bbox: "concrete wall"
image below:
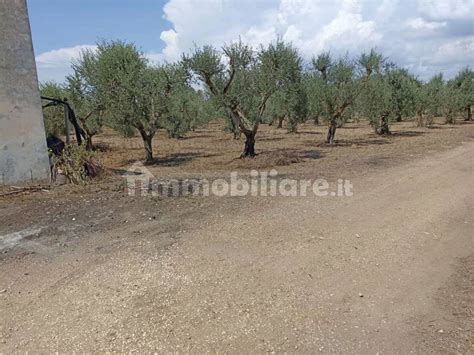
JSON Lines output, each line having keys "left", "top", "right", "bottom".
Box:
{"left": 0, "top": 0, "right": 50, "bottom": 184}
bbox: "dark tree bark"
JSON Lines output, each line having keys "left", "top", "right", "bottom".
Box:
{"left": 85, "top": 135, "right": 93, "bottom": 151}
{"left": 314, "top": 116, "right": 319, "bottom": 125}
{"left": 325, "top": 102, "right": 351, "bottom": 145}
{"left": 277, "top": 116, "right": 284, "bottom": 129}
{"left": 326, "top": 118, "right": 337, "bottom": 144}
{"left": 229, "top": 115, "right": 241, "bottom": 139}
{"left": 377, "top": 115, "right": 391, "bottom": 135}
{"left": 241, "top": 130, "right": 256, "bottom": 158}
{"left": 231, "top": 108, "right": 260, "bottom": 158}
{"left": 396, "top": 114, "right": 402, "bottom": 122}
{"left": 138, "top": 128, "right": 155, "bottom": 163}
{"left": 416, "top": 111, "right": 424, "bottom": 127}
{"left": 287, "top": 119, "right": 298, "bottom": 133}
{"left": 465, "top": 106, "right": 472, "bottom": 121}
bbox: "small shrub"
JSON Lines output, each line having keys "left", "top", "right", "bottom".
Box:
{"left": 54, "top": 144, "right": 102, "bottom": 184}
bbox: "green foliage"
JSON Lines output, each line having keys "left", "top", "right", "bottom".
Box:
{"left": 453, "top": 68, "right": 473, "bottom": 120}
{"left": 358, "top": 72, "right": 394, "bottom": 134}
{"left": 357, "top": 62, "right": 418, "bottom": 134}
{"left": 413, "top": 74, "right": 444, "bottom": 127}
{"left": 302, "top": 72, "right": 324, "bottom": 124}
{"left": 425, "top": 74, "right": 445, "bottom": 117}
{"left": 265, "top": 79, "right": 308, "bottom": 132}
{"left": 40, "top": 37, "right": 473, "bottom": 158}
{"left": 162, "top": 87, "right": 211, "bottom": 138}
{"left": 40, "top": 81, "right": 66, "bottom": 136}
{"left": 186, "top": 39, "right": 303, "bottom": 129}
{"left": 66, "top": 53, "right": 104, "bottom": 149}
{"left": 90, "top": 40, "right": 150, "bottom": 136}
{"left": 386, "top": 68, "right": 417, "bottom": 121}
{"left": 442, "top": 80, "right": 460, "bottom": 124}
{"left": 81, "top": 40, "right": 200, "bottom": 161}
{"left": 309, "top": 52, "right": 358, "bottom": 124}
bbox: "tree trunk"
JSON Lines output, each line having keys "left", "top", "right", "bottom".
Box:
{"left": 85, "top": 135, "right": 93, "bottom": 151}
{"left": 138, "top": 129, "right": 154, "bottom": 163}
{"left": 313, "top": 116, "right": 319, "bottom": 125}
{"left": 416, "top": 111, "right": 424, "bottom": 127}
{"left": 466, "top": 106, "right": 472, "bottom": 121}
{"left": 377, "top": 116, "right": 391, "bottom": 135}
{"left": 445, "top": 113, "right": 455, "bottom": 124}
{"left": 287, "top": 118, "right": 298, "bottom": 133}
{"left": 144, "top": 136, "right": 153, "bottom": 163}
{"left": 396, "top": 114, "right": 402, "bottom": 122}
{"left": 277, "top": 117, "right": 284, "bottom": 129}
{"left": 229, "top": 117, "right": 241, "bottom": 139}
{"left": 326, "top": 118, "right": 337, "bottom": 144}
{"left": 241, "top": 130, "right": 256, "bottom": 158}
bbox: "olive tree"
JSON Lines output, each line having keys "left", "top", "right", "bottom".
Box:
{"left": 303, "top": 71, "right": 325, "bottom": 125}
{"left": 413, "top": 74, "right": 444, "bottom": 127}
{"left": 40, "top": 81, "right": 66, "bottom": 137}
{"left": 386, "top": 68, "right": 417, "bottom": 122}
{"left": 264, "top": 90, "right": 287, "bottom": 128}
{"left": 265, "top": 83, "right": 307, "bottom": 133}
{"left": 162, "top": 85, "right": 212, "bottom": 138}
{"left": 185, "top": 40, "right": 303, "bottom": 157}
{"left": 309, "top": 50, "right": 380, "bottom": 144}
{"left": 67, "top": 51, "right": 104, "bottom": 150}
{"left": 357, "top": 71, "right": 394, "bottom": 134}
{"left": 453, "top": 68, "right": 473, "bottom": 121}
{"left": 441, "top": 79, "right": 460, "bottom": 124}
{"left": 358, "top": 62, "right": 418, "bottom": 135}
{"left": 89, "top": 40, "right": 196, "bottom": 162}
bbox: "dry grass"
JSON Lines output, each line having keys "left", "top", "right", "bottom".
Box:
{"left": 93, "top": 118, "right": 474, "bottom": 180}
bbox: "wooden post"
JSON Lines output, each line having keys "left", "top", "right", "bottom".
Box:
{"left": 63, "top": 98, "right": 70, "bottom": 144}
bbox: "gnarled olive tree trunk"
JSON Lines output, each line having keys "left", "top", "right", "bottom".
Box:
{"left": 241, "top": 130, "right": 256, "bottom": 158}
{"left": 277, "top": 116, "right": 284, "bottom": 128}
{"left": 465, "top": 106, "right": 472, "bottom": 121}
{"left": 231, "top": 109, "right": 259, "bottom": 158}
{"left": 137, "top": 127, "right": 155, "bottom": 163}
{"left": 377, "top": 115, "right": 391, "bottom": 135}
{"left": 326, "top": 118, "right": 337, "bottom": 144}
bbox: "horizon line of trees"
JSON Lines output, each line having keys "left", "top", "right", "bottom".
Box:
{"left": 40, "top": 39, "right": 474, "bottom": 162}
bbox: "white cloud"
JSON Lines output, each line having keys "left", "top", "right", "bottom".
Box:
{"left": 417, "top": 0, "right": 474, "bottom": 20}
{"left": 405, "top": 17, "right": 447, "bottom": 31}
{"left": 35, "top": 45, "right": 96, "bottom": 82}
{"left": 35, "top": 44, "right": 97, "bottom": 68}
{"left": 35, "top": 45, "right": 167, "bottom": 82}
{"left": 35, "top": 0, "right": 473, "bottom": 82}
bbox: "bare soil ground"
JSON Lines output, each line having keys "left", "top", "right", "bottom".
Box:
{"left": 0, "top": 119, "right": 473, "bottom": 353}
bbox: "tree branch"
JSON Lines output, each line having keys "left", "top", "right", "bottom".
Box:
{"left": 223, "top": 57, "right": 236, "bottom": 95}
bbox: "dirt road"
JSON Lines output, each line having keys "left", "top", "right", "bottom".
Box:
{"left": 1, "top": 141, "right": 473, "bottom": 353}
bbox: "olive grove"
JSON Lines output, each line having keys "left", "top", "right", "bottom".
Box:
{"left": 40, "top": 38, "right": 473, "bottom": 161}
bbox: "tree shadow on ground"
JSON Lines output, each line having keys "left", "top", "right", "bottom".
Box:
{"left": 226, "top": 148, "right": 324, "bottom": 168}
{"left": 457, "top": 120, "right": 474, "bottom": 126}
{"left": 116, "top": 152, "right": 219, "bottom": 168}
{"left": 259, "top": 137, "right": 285, "bottom": 142}
{"left": 316, "top": 137, "right": 391, "bottom": 147}
{"left": 92, "top": 142, "right": 112, "bottom": 152}
{"left": 295, "top": 130, "right": 323, "bottom": 135}
{"left": 426, "top": 125, "right": 457, "bottom": 130}
{"left": 179, "top": 134, "right": 215, "bottom": 140}
{"left": 302, "top": 150, "right": 322, "bottom": 160}
{"left": 148, "top": 152, "right": 218, "bottom": 167}
{"left": 391, "top": 130, "right": 427, "bottom": 137}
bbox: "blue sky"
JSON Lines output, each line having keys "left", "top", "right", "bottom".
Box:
{"left": 28, "top": 0, "right": 474, "bottom": 83}
{"left": 28, "top": 0, "right": 169, "bottom": 55}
